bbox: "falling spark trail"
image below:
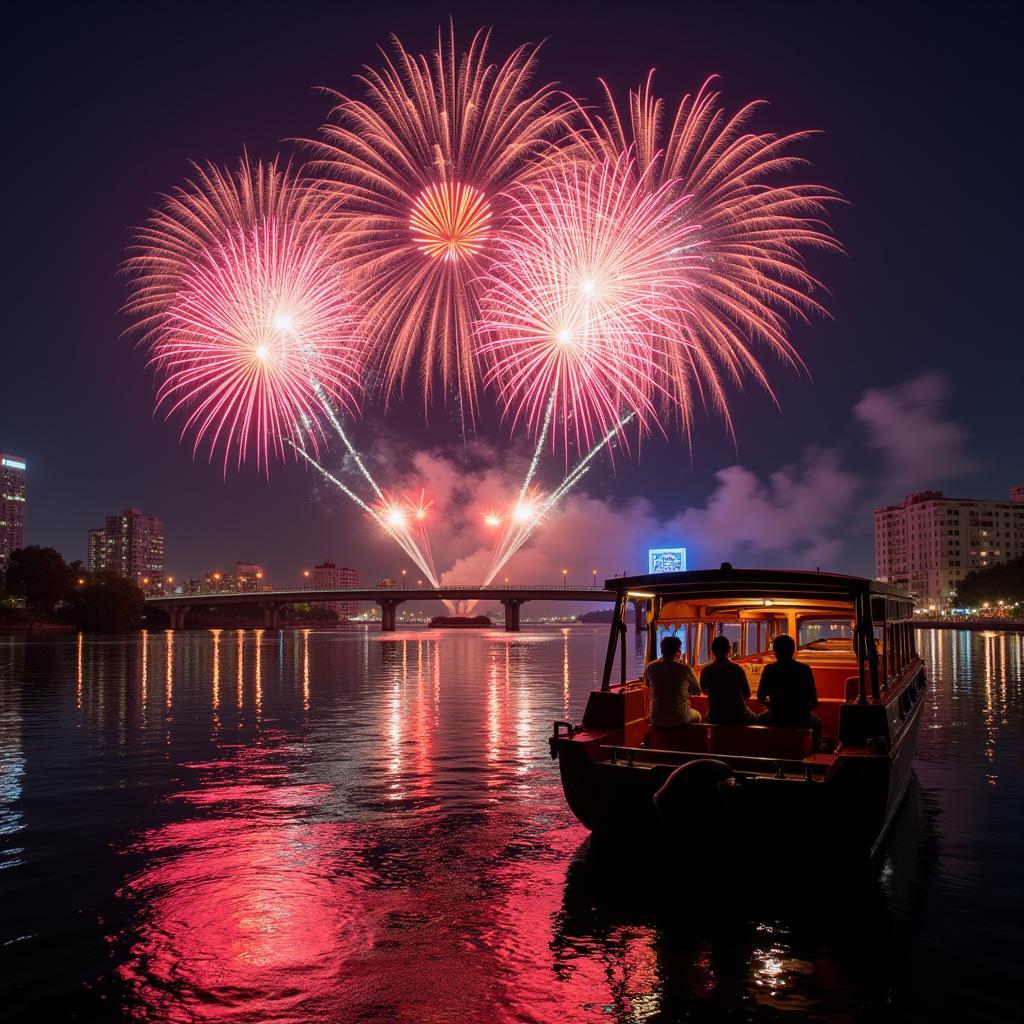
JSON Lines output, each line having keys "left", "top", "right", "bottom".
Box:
{"left": 480, "top": 411, "right": 637, "bottom": 591}
{"left": 287, "top": 440, "right": 378, "bottom": 519}
{"left": 516, "top": 389, "right": 557, "bottom": 506}
{"left": 289, "top": 440, "right": 443, "bottom": 595}
{"left": 311, "top": 378, "right": 385, "bottom": 501}
{"left": 545, "top": 412, "right": 636, "bottom": 509}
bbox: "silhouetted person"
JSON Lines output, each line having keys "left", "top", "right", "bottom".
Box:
{"left": 756, "top": 634, "right": 820, "bottom": 747}
{"left": 700, "top": 635, "right": 756, "bottom": 725}
{"left": 645, "top": 635, "right": 701, "bottom": 726}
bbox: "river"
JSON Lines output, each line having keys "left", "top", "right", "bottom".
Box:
{"left": 1, "top": 626, "right": 1020, "bottom": 1022}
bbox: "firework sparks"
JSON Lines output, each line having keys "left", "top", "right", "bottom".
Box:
{"left": 573, "top": 72, "right": 841, "bottom": 426}
{"left": 125, "top": 158, "right": 363, "bottom": 473}
{"left": 310, "top": 25, "right": 573, "bottom": 417}
{"left": 477, "top": 153, "right": 696, "bottom": 456}
{"left": 478, "top": 412, "right": 635, "bottom": 589}
{"left": 409, "top": 182, "right": 492, "bottom": 261}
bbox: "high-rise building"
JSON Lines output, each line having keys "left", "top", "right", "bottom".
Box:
{"left": 87, "top": 508, "right": 165, "bottom": 590}
{"left": 874, "top": 487, "right": 1024, "bottom": 606}
{"left": 0, "top": 454, "right": 27, "bottom": 574}
{"left": 231, "top": 561, "right": 267, "bottom": 591}
{"left": 181, "top": 563, "right": 267, "bottom": 595}
{"left": 310, "top": 560, "right": 360, "bottom": 617}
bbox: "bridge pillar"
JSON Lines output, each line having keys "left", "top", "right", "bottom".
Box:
{"left": 502, "top": 598, "right": 524, "bottom": 632}
{"left": 261, "top": 602, "right": 282, "bottom": 629}
{"left": 378, "top": 599, "right": 403, "bottom": 632}
{"left": 168, "top": 606, "right": 190, "bottom": 630}
{"left": 632, "top": 599, "right": 649, "bottom": 633}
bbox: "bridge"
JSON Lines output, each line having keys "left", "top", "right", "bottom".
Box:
{"left": 145, "top": 585, "right": 621, "bottom": 632}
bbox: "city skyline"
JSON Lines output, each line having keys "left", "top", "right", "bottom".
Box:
{"left": 5, "top": 1, "right": 1021, "bottom": 588}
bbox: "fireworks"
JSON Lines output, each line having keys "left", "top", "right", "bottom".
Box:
{"left": 477, "top": 154, "right": 695, "bottom": 455}
{"left": 573, "top": 73, "right": 841, "bottom": 424}
{"left": 126, "top": 158, "right": 363, "bottom": 472}
{"left": 125, "top": 31, "right": 840, "bottom": 587}
{"left": 309, "top": 25, "right": 573, "bottom": 417}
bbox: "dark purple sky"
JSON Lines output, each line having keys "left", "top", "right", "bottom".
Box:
{"left": 6, "top": 1, "right": 1021, "bottom": 588}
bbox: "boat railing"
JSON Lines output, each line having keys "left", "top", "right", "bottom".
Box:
{"left": 600, "top": 743, "right": 828, "bottom": 780}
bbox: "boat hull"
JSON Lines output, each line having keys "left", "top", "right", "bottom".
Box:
{"left": 555, "top": 670, "right": 926, "bottom": 857}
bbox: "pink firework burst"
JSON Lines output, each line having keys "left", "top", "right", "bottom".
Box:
{"left": 573, "top": 73, "right": 841, "bottom": 426}
{"left": 309, "top": 25, "right": 573, "bottom": 419}
{"left": 477, "top": 154, "right": 696, "bottom": 455}
{"left": 125, "top": 158, "right": 363, "bottom": 473}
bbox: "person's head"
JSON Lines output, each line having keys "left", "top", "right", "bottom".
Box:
{"left": 772, "top": 634, "right": 796, "bottom": 661}
{"left": 711, "top": 635, "right": 731, "bottom": 660}
{"left": 660, "top": 635, "right": 683, "bottom": 661}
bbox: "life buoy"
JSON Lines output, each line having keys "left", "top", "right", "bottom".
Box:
{"left": 653, "top": 758, "right": 735, "bottom": 829}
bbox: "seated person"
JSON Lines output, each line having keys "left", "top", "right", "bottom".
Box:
{"left": 700, "top": 635, "right": 756, "bottom": 725}
{"left": 645, "top": 635, "right": 701, "bottom": 727}
{"left": 756, "top": 634, "right": 821, "bottom": 747}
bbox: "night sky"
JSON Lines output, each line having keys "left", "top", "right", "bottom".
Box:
{"left": 6, "top": 1, "right": 1021, "bottom": 589}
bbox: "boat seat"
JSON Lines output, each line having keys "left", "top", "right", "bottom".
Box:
{"left": 707, "top": 724, "right": 813, "bottom": 760}
{"left": 646, "top": 724, "right": 709, "bottom": 753}
{"left": 814, "top": 698, "right": 842, "bottom": 744}
{"left": 795, "top": 664, "right": 857, "bottom": 700}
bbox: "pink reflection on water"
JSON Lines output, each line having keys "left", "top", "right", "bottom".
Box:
{"left": 116, "top": 738, "right": 378, "bottom": 1023}
{"left": 480, "top": 818, "right": 665, "bottom": 1022}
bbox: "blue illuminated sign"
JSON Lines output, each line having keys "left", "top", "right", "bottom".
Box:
{"left": 648, "top": 547, "right": 687, "bottom": 574}
{"left": 2, "top": 458, "right": 26, "bottom": 470}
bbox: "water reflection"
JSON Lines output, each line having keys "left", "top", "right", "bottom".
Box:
{"left": 117, "top": 734, "right": 375, "bottom": 1022}
{"left": 537, "top": 779, "right": 938, "bottom": 1022}
{"left": 0, "top": 627, "right": 1020, "bottom": 1022}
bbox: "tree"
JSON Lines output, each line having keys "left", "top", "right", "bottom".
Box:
{"left": 4, "top": 546, "right": 68, "bottom": 612}
{"left": 955, "top": 556, "right": 1024, "bottom": 609}
{"left": 66, "top": 560, "right": 88, "bottom": 589}
{"left": 64, "top": 573, "right": 145, "bottom": 631}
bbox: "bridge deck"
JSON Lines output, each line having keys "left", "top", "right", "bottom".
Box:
{"left": 145, "top": 586, "right": 621, "bottom": 633}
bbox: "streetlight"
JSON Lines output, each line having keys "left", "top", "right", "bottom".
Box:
{"left": 504, "top": 575, "right": 509, "bottom": 585}
{"left": 417, "top": 578, "right": 423, "bottom": 588}
{"left": 303, "top": 569, "right": 310, "bottom": 587}
{"left": 592, "top": 569, "right": 597, "bottom": 588}
{"left": 401, "top": 568, "right": 408, "bottom": 588}
{"left": 562, "top": 568, "right": 568, "bottom": 589}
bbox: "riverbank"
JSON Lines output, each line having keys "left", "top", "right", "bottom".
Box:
{"left": 915, "top": 618, "right": 1024, "bottom": 631}
{"left": 0, "top": 609, "right": 74, "bottom": 632}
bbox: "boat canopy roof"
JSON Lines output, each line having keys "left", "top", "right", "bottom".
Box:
{"left": 606, "top": 567, "right": 913, "bottom": 612}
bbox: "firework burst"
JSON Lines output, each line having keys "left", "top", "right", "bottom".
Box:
{"left": 309, "top": 25, "right": 573, "bottom": 418}
{"left": 126, "top": 158, "right": 363, "bottom": 472}
{"left": 477, "top": 154, "right": 696, "bottom": 455}
{"left": 573, "top": 73, "right": 841, "bottom": 426}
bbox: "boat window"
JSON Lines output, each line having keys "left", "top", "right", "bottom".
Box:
{"left": 799, "top": 617, "right": 855, "bottom": 647}
{"left": 718, "top": 622, "right": 743, "bottom": 658}
{"left": 654, "top": 622, "right": 686, "bottom": 661}
{"left": 744, "top": 622, "right": 760, "bottom": 656}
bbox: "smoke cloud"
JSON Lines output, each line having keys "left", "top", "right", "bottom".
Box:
{"left": 318, "top": 373, "right": 978, "bottom": 596}
{"left": 853, "top": 372, "right": 980, "bottom": 491}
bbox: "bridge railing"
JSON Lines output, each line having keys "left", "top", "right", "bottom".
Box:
{"left": 147, "top": 584, "right": 611, "bottom": 600}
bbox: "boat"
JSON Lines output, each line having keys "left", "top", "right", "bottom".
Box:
{"left": 549, "top": 567, "right": 926, "bottom": 856}
{"left": 428, "top": 614, "right": 492, "bottom": 628}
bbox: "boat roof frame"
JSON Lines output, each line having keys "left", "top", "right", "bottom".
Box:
{"left": 605, "top": 568, "right": 912, "bottom": 605}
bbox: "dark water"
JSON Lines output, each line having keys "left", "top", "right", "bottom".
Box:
{"left": 1, "top": 626, "right": 1020, "bottom": 1023}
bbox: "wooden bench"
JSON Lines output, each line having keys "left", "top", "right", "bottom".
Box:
{"left": 707, "top": 724, "right": 813, "bottom": 760}
{"left": 645, "top": 723, "right": 814, "bottom": 760}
